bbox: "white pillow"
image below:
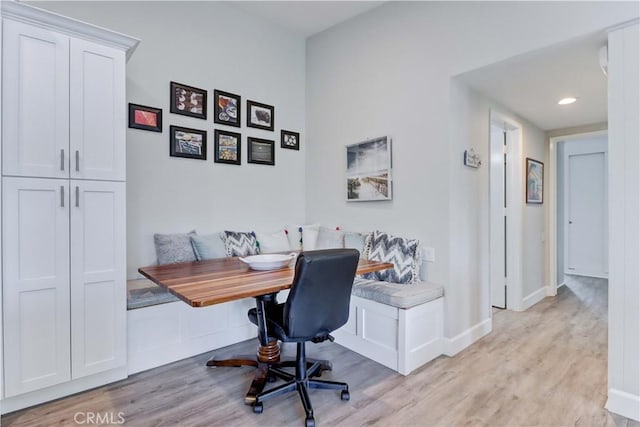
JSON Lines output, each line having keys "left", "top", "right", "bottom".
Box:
{"left": 254, "top": 229, "right": 290, "bottom": 254}
{"left": 301, "top": 224, "right": 320, "bottom": 250}
{"left": 315, "top": 226, "right": 345, "bottom": 250}
{"left": 285, "top": 225, "right": 303, "bottom": 251}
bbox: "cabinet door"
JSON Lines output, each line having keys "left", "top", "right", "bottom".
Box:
{"left": 2, "top": 20, "right": 70, "bottom": 178}
{"left": 70, "top": 39, "right": 126, "bottom": 181}
{"left": 2, "top": 177, "right": 71, "bottom": 397}
{"left": 70, "top": 180, "right": 126, "bottom": 378}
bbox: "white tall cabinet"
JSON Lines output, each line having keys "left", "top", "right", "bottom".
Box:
{"left": 0, "top": 2, "right": 138, "bottom": 412}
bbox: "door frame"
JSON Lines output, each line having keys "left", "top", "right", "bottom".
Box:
{"left": 489, "top": 110, "right": 524, "bottom": 311}
{"left": 547, "top": 130, "right": 608, "bottom": 296}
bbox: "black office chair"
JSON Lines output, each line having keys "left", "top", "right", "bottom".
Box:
{"left": 248, "top": 249, "right": 360, "bottom": 427}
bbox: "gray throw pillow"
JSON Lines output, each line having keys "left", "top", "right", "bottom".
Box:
{"left": 190, "top": 233, "right": 227, "bottom": 260}
{"left": 222, "top": 231, "right": 259, "bottom": 257}
{"left": 362, "top": 231, "right": 420, "bottom": 284}
{"left": 154, "top": 231, "right": 197, "bottom": 265}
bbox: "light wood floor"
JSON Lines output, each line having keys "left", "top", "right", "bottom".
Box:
{"left": 3, "top": 278, "right": 638, "bottom": 427}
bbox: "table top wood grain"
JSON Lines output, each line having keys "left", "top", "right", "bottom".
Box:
{"left": 138, "top": 256, "right": 393, "bottom": 308}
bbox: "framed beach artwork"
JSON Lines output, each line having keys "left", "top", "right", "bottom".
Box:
{"left": 346, "top": 136, "right": 392, "bottom": 202}
{"left": 526, "top": 158, "right": 543, "bottom": 204}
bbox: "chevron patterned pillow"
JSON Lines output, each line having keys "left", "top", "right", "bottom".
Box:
{"left": 362, "top": 231, "right": 420, "bottom": 284}
{"left": 222, "top": 231, "right": 259, "bottom": 257}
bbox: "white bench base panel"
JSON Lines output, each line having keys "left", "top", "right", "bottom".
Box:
{"left": 334, "top": 295, "right": 444, "bottom": 375}
{"left": 128, "top": 298, "right": 256, "bottom": 374}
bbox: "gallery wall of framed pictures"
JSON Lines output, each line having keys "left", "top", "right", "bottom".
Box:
{"left": 128, "top": 81, "right": 301, "bottom": 168}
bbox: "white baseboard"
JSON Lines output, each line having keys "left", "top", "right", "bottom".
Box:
{"left": 522, "top": 287, "right": 547, "bottom": 310}
{"left": 443, "top": 318, "right": 492, "bottom": 357}
{"left": 606, "top": 389, "right": 640, "bottom": 421}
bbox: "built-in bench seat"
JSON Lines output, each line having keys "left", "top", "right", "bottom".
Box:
{"left": 127, "top": 276, "right": 444, "bottom": 376}
{"left": 333, "top": 277, "right": 444, "bottom": 376}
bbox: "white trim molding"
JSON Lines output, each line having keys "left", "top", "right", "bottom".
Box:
{"left": 606, "top": 389, "right": 640, "bottom": 422}
{"left": 522, "top": 287, "right": 547, "bottom": 310}
{"left": 443, "top": 317, "right": 492, "bottom": 357}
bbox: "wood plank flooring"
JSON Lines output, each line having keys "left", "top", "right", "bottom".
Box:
{"left": 3, "top": 277, "right": 638, "bottom": 426}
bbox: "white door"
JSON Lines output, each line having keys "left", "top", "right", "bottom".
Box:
{"left": 490, "top": 124, "right": 507, "bottom": 308}
{"left": 2, "top": 20, "right": 70, "bottom": 178}
{"left": 2, "top": 177, "right": 71, "bottom": 396}
{"left": 565, "top": 143, "right": 608, "bottom": 278}
{"left": 70, "top": 180, "right": 126, "bottom": 378}
{"left": 70, "top": 39, "right": 126, "bottom": 181}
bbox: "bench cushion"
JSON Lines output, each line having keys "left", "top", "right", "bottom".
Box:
{"left": 352, "top": 277, "right": 443, "bottom": 309}
{"left": 128, "top": 286, "right": 179, "bottom": 310}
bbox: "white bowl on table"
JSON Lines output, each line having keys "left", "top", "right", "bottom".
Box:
{"left": 239, "top": 253, "right": 298, "bottom": 271}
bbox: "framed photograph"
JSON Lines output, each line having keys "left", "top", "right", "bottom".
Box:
{"left": 170, "top": 81, "right": 207, "bottom": 119}
{"left": 526, "top": 158, "right": 544, "bottom": 204}
{"left": 248, "top": 137, "right": 275, "bottom": 165}
{"left": 214, "top": 130, "right": 241, "bottom": 165}
{"left": 346, "top": 136, "right": 392, "bottom": 202}
{"left": 170, "top": 125, "right": 207, "bottom": 160}
{"left": 281, "top": 130, "right": 300, "bottom": 150}
{"left": 128, "top": 103, "right": 162, "bottom": 132}
{"left": 214, "top": 89, "right": 241, "bottom": 128}
{"left": 247, "top": 100, "right": 274, "bottom": 131}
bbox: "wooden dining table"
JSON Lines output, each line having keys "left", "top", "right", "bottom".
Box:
{"left": 138, "top": 254, "right": 393, "bottom": 404}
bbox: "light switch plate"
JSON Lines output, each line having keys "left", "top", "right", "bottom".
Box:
{"left": 422, "top": 246, "right": 435, "bottom": 262}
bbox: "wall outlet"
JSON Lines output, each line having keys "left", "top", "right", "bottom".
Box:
{"left": 422, "top": 246, "right": 435, "bottom": 262}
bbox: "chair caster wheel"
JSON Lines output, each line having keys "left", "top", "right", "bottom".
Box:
{"left": 253, "top": 402, "right": 263, "bottom": 414}
{"left": 341, "top": 390, "right": 350, "bottom": 401}
{"left": 305, "top": 416, "right": 315, "bottom": 427}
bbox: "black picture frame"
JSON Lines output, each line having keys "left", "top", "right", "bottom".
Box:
{"left": 170, "top": 81, "right": 207, "bottom": 120}
{"left": 281, "top": 130, "right": 300, "bottom": 150}
{"left": 214, "top": 130, "right": 241, "bottom": 165}
{"left": 247, "top": 100, "right": 274, "bottom": 131}
{"left": 213, "top": 89, "right": 241, "bottom": 128}
{"left": 170, "top": 125, "right": 207, "bottom": 160}
{"left": 526, "top": 158, "right": 544, "bottom": 204}
{"left": 248, "top": 137, "right": 275, "bottom": 165}
{"left": 128, "top": 103, "right": 162, "bottom": 132}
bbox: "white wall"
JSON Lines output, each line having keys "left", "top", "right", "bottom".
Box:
{"left": 306, "top": 1, "right": 637, "bottom": 339}
{"left": 33, "top": 1, "right": 307, "bottom": 278}
{"left": 607, "top": 21, "right": 640, "bottom": 421}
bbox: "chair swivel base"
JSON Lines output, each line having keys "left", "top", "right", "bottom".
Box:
{"left": 252, "top": 362, "right": 350, "bottom": 427}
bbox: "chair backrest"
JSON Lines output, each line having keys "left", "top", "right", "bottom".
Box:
{"left": 284, "top": 249, "right": 360, "bottom": 341}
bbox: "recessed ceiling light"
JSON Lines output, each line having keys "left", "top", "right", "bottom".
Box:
{"left": 558, "top": 97, "right": 577, "bottom": 105}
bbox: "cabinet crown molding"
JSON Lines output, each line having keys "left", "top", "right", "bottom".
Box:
{"left": 1, "top": 1, "right": 139, "bottom": 60}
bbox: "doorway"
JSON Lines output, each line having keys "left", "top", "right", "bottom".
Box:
{"left": 548, "top": 130, "right": 608, "bottom": 293}
{"left": 489, "top": 110, "right": 523, "bottom": 310}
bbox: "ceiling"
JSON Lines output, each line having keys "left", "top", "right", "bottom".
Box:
{"left": 228, "top": 1, "right": 607, "bottom": 132}
{"left": 227, "top": 1, "right": 384, "bottom": 38}
{"left": 457, "top": 32, "right": 609, "bottom": 131}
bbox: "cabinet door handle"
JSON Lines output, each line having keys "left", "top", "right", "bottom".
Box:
{"left": 60, "top": 186, "right": 65, "bottom": 207}
{"left": 75, "top": 186, "right": 79, "bottom": 207}
{"left": 75, "top": 150, "right": 80, "bottom": 172}
{"left": 60, "top": 149, "right": 65, "bottom": 171}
